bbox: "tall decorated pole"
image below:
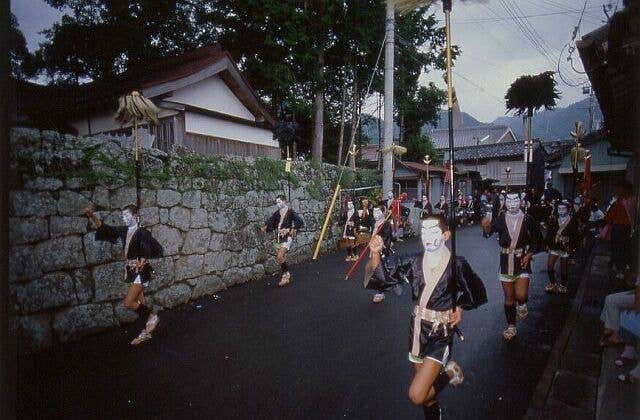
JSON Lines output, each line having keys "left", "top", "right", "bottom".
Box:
{"left": 443, "top": 0, "right": 457, "bottom": 270}
{"left": 382, "top": 0, "right": 396, "bottom": 197}
{"left": 114, "top": 91, "right": 160, "bottom": 212}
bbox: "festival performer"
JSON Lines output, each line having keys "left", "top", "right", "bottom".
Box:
{"left": 482, "top": 191, "right": 543, "bottom": 340}
{"left": 261, "top": 194, "right": 304, "bottom": 287}
{"left": 358, "top": 197, "right": 374, "bottom": 231}
{"left": 364, "top": 215, "right": 487, "bottom": 419}
{"left": 434, "top": 195, "right": 448, "bottom": 217}
{"left": 415, "top": 194, "right": 433, "bottom": 219}
{"left": 390, "top": 192, "right": 409, "bottom": 240}
{"left": 370, "top": 205, "right": 393, "bottom": 303}
{"left": 544, "top": 200, "right": 579, "bottom": 294}
{"left": 339, "top": 198, "right": 361, "bottom": 261}
{"left": 84, "top": 205, "right": 162, "bottom": 346}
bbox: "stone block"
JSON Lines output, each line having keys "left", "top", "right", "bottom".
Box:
{"left": 151, "top": 225, "right": 182, "bottom": 256}
{"left": 146, "top": 257, "right": 175, "bottom": 292}
{"left": 113, "top": 301, "right": 138, "bottom": 323}
{"left": 65, "top": 178, "right": 84, "bottom": 190}
{"left": 15, "top": 272, "right": 77, "bottom": 313}
{"left": 222, "top": 267, "right": 252, "bottom": 286}
{"left": 189, "top": 275, "right": 225, "bottom": 300}
{"left": 250, "top": 264, "right": 266, "bottom": 280}
{"left": 110, "top": 186, "right": 137, "bottom": 209}
{"left": 73, "top": 269, "right": 94, "bottom": 304}
{"left": 93, "top": 261, "right": 128, "bottom": 302}
{"left": 175, "top": 254, "right": 204, "bottom": 281}
{"left": 10, "top": 191, "right": 57, "bottom": 217}
{"left": 159, "top": 208, "right": 169, "bottom": 223}
{"left": 204, "top": 251, "right": 233, "bottom": 274}
{"left": 190, "top": 208, "right": 208, "bottom": 228}
{"left": 182, "top": 228, "right": 211, "bottom": 254}
{"left": 83, "top": 232, "right": 122, "bottom": 265}
{"left": 9, "top": 245, "right": 42, "bottom": 283}
{"left": 35, "top": 236, "right": 85, "bottom": 273}
{"left": 208, "top": 233, "right": 224, "bottom": 251}
{"left": 169, "top": 206, "right": 191, "bottom": 231}
{"left": 57, "top": 190, "right": 92, "bottom": 216}
{"left": 209, "top": 212, "right": 233, "bottom": 233}
{"left": 181, "top": 191, "right": 201, "bottom": 209}
{"left": 9, "top": 217, "right": 48, "bottom": 244}
{"left": 50, "top": 216, "right": 87, "bottom": 238}
{"left": 139, "top": 206, "right": 159, "bottom": 226}
{"left": 53, "top": 303, "right": 118, "bottom": 342}
{"left": 157, "top": 189, "right": 181, "bottom": 207}
{"left": 152, "top": 283, "right": 191, "bottom": 309}
{"left": 14, "top": 314, "right": 53, "bottom": 354}
{"left": 140, "top": 189, "right": 156, "bottom": 208}
{"left": 24, "top": 177, "right": 63, "bottom": 191}
{"left": 92, "top": 186, "right": 110, "bottom": 208}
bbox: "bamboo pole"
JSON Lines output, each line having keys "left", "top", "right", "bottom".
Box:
{"left": 312, "top": 183, "right": 341, "bottom": 259}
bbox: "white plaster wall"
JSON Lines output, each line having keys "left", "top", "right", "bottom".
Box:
{"left": 184, "top": 112, "right": 277, "bottom": 147}
{"left": 72, "top": 108, "right": 178, "bottom": 136}
{"left": 169, "top": 76, "right": 256, "bottom": 121}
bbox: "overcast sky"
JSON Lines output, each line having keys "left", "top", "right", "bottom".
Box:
{"left": 12, "top": 0, "right": 615, "bottom": 123}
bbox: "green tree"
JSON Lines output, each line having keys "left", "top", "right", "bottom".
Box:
{"left": 404, "top": 133, "right": 441, "bottom": 163}
{"left": 505, "top": 71, "right": 560, "bottom": 117}
{"left": 9, "top": 13, "right": 31, "bottom": 79}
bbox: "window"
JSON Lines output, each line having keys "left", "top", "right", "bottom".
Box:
{"left": 149, "top": 118, "right": 175, "bottom": 153}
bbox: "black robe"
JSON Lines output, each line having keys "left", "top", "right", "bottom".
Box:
{"left": 265, "top": 208, "right": 304, "bottom": 242}
{"left": 365, "top": 252, "right": 487, "bottom": 310}
{"left": 414, "top": 200, "right": 433, "bottom": 219}
{"left": 545, "top": 214, "right": 580, "bottom": 253}
{"left": 486, "top": 212, "right": 543, "bottom": 276}
{"left": 95, "top": 224, "right": 155, "bottom": 283}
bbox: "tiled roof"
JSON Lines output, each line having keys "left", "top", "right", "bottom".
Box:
{"left": 428, "top": 125, "right": 517, "bottom": 149}
{"left": 453, "top": 141, "right": 527, "bottom": 161}
{"left": 399, "top": 161, "right": 447, "bottom": 173}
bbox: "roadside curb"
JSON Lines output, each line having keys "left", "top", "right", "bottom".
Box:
{"left": 524, "top": 245, "right": 598, "bottom": 419}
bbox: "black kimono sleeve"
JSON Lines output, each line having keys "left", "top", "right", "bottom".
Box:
{"left": 454, "top": 257, "right": 488, "bottom": 310}
{"left": 290, "top": 211, "right": 304, "bottom": 230}
{"left": 265, "top": 211, "right": 279, "bottom": 233}
{"left": 364, "top": 252, "right": 420, "bottom": 294}
{"left": 525, "top": 215, "right": 544, "bottom": 254}
{"left": 95, "top": 223, "right": 127, "bottom": 244}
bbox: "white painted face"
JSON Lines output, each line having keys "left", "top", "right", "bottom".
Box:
{"left": 557, "top": 204, "right": 569, "bottom": 218}
{"left": 347, "top": 201, "right": 354, "bottom": 210}
{"left": 276, "top": 198, "right": 286, "bottom": 209}
{"left": 421, "top": 219, "right": 444, "bottom": 253}
{"left": 440, "top": 195, "right": 445, "bottom": 202}
{"left": 505, "top": 193, "right": 521, "bottom": 214}
{"left": 422, "top": 195, "right": 427, "bottom": 202}
{"left": 387, "top": 192, "right": 393, "bottom": 200}
{"left": 373, "top": 207, "right": 383, "bottom": 221}
{"left": 122, "top": 210, "right": 136, "bottom": 227}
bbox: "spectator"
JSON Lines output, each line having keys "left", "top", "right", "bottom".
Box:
{"left": 604, "top": 180, "right": 636, "bottom": 279}
{"left": 543, "top": 181, "right": 562, "bottom": 203}
{"left": 616, "top": 275, "right": 640, "bottom": 383}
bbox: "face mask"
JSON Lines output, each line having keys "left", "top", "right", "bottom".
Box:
{"left": 347, "top": 202, "right": 354, "bottom": 210}
{"left": 421, "top": 221, "right": 444, "bottom": 253}
{"left": 505, "top": 195, "right": 521, "bottom": 214}
{"left": 373, "top": 208, "right": 383, "bottom": 221}
{"left": 276, "top": 199, "right": 286, "bottom": 209}
{"left": 440, "top": 196, "right": 445, "bottom": 203}
{"left": 422, "top": 196, "right": 427, "bottom": 202}
{"left": 557, "top": 205, "right": 569, "bottom": 218}
{"left": 122, "top": 211, "right": 136, "bottom": 227}
{"left": 387, "top": 193, "right": 393, "bottom": 200}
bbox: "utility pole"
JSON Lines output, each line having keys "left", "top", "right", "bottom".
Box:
{"left": 382, "top": 0, "right": 395, "bottom": 196}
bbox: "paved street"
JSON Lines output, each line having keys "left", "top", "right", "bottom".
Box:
{"left": 17, "top": 226, "right": 586, "bottom": 419}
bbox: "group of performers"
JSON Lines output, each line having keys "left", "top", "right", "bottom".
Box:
{"left": 80, "top": 183, "right": 598, "bottom": 419}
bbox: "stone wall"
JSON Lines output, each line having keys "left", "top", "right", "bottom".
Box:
{"left": 8, "top": 128, "right": 377, "bottom": 353}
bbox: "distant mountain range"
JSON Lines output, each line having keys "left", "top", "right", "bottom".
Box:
{"left": 362, "top": 97, "right": 602, "bottom": 143}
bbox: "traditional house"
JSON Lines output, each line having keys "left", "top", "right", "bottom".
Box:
{"left": 11, "top": 45, "right": 280, "bottom": 158}
{"left": 428, "top": 124, "right": 518, "bottom": 150}
{"left": 393, "top": 159, "right": 448, "bottom": 201}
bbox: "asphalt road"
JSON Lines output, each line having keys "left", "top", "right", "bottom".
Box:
{"left": 17, "top": 225, "right": 586, "bottom": 419}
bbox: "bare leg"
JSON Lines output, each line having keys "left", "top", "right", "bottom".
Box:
{"left": 514, "top": 277, "right": 530, "bottom": 305}
{"left": 124, "top": 284, "right": 145, "bottom": 311}
{"left": 277, "top": 247, "right": 290, "bottom": 286}
{"left": 408, "top": 359, "right": 442, "bottom": 407}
